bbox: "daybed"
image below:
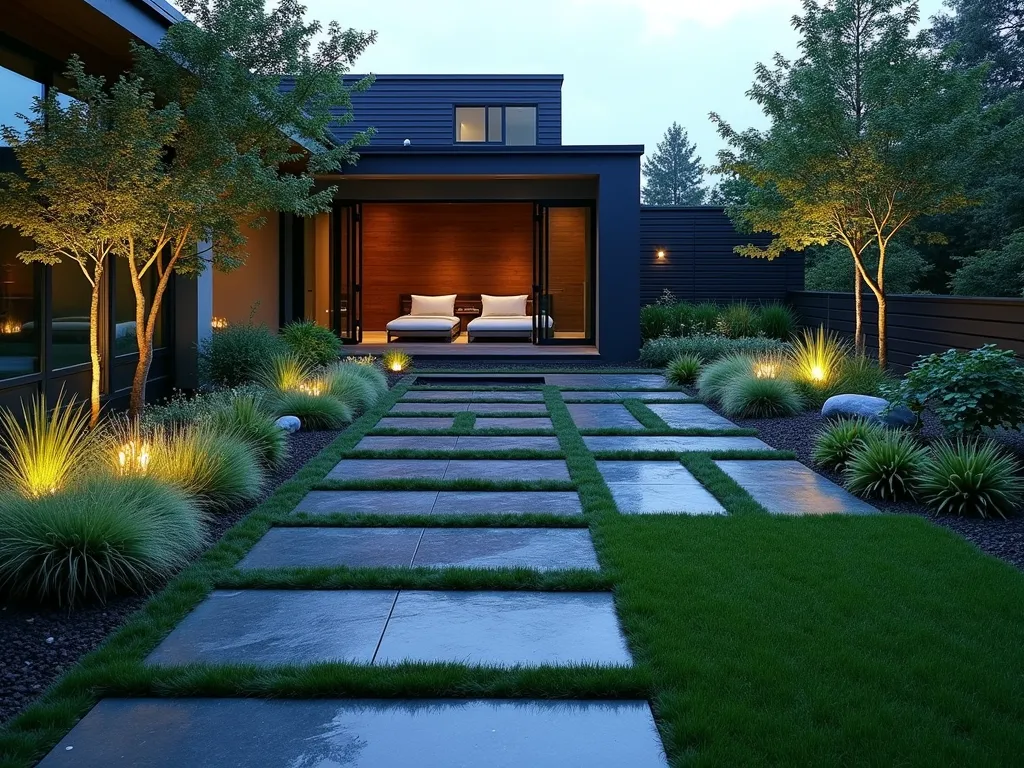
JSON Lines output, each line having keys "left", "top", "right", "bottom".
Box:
{"left": 467, "top": 294, "right": 554, "bottom": 342}
{"left": 386, "top": 294, "right": 461, "bottom": 343}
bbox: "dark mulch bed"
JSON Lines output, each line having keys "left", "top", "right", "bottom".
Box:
{"left": 721, "top": 399, "right": 1024, "bottom": 572}
{"left": 0, "top": 427, "right": 341, "bottom": 727}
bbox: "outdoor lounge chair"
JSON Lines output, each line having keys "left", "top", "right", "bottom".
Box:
{"left": 466, "top": 294, "right": 554, "bottom": 342}
{"left": 386, "top": 294, "right": 461, "bottom": 343}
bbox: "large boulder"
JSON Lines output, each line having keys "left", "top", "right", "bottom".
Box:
{"left": 275, "top": 415, "right": 301, "bottom": 433}
{"left": 821, "top": 394, "right": 916, "bottom": 428}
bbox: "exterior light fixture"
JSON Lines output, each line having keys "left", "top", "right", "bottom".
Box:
{"left": 117, "top": 440, "right": 151, "bottom": 476}
{"left": 211, "top": 316, "right": 229, "bottom": 330}
{"left": 656, "top": 250, "right": 666, "bottom": 262}
{"left": 0, "top": 318, "right": 21, "bottom": 334}
{"left": 810, "top": 365, "right": 826, "bottom": 382}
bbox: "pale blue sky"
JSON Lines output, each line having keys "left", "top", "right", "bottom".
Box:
{"left": 305, "top": 0, "right": 946, "bottom": 177}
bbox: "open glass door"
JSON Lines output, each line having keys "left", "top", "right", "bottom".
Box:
{"left": 533, "top": 202, "right": 595, "bottom": 345}
{"left": 331, "top": 203, "right": 362, "bottom": 343}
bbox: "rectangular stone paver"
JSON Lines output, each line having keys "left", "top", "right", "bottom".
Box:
{"left": 443, "top": 459, "right": 571, "bottom": 481}
{"left": 453, "top": 436, "right": 561, "bottom": 452}
{"left": 403, "top": 391, "right": 545, "bottom": 402}
{"left": 293, "top": 490, "right": 438, "bottom": 516}
{"left": 375, "top": 591, "right": 632, "bottom": 667}
{"left": 431, "top": 491, "right": 583, "bottom": 517}
{"left": 376, "top": 417, "right": 456, "bottom": 429}
{"left": 237, "top": 528, "right": 423, "bottom": 569}
{"left": 391, "top": 402, "right": 470, "bottom": 413}
{"left": 39, "top": 698, "right": 669, "bottom": 768}
{"left": 567, "top": 403, "right": 644, "bottom": 429}
{"left": 716, "top": 460, "right": 878, "bottom": 515}
{"left": 563, "top": 391, "right": 692, "bottom": 402}
{"left": 145, "top": 590, "right": 396, "bottom": 666}
{"left": 355, "top": 436, "right": 459, "bottom": 452}
{"left": 326, "top": 459, "right": 450, "bottom": 481}
{"left": 584, "top": 436, "right": 771, "bottom": 453}
{"left": 412, "top": 529, "right": 600, "bottom": 570}
{"left": 598, "top": 461, "right": 726, "bottom": 515}
{"left": 474, "top": 417, "right": 554, "bottom": 430}
{"left": 469, "top": 403, "right": 549, "bottom": 414}
{"left": 647, "top": 404, "right": 738, "bottom": 430}
{"left": 545, "top": 374, "right": 668, "bottom": 388}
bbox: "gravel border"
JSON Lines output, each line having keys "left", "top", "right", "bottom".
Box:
{"left": 0, "top": 427, "right": 341, "bottom": 727}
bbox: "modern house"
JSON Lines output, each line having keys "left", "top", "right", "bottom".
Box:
{"left": 0, "top": 0, "right": 802, "bottom": 412}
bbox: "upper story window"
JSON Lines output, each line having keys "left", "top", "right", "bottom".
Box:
{"left": 0, "top": 46, "right": 44, "bottom": 147}
{"left": 455, "top": 105, "right": 537, "bottom": 146}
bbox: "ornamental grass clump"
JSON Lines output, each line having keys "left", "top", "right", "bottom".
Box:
{"left": 696, "top": 354, "right": 755, "bottom": 403}
{"left": 280, "top": 319, "right": 343, "bottom": 367}
{"left": 382, "top": 348, "right": 413, "bottom": 373}
{"left": 324, "top": 362, "right": 384, "bottom": 413}
{"left": 0, "top": 475, "right": 205, "bottom": 606}
{"left": 0, "top": 392, "right": 96, "bottom": 499}
{"left": 270, "top": 390, "right": 353, "bottom": 430}
{"left": 756, "top": 302, "right": 797, "bottom": 340}
{"left": 261, "top": 352, "right": 317, "bottom": 394}
{"left": 844, "top": 431, "right": 929, "bottom": 502}
{"left": 789, "top": 326, "right": 849, "bottom": 389}
{"left": 718, "top": 302, "right": 760, "bottom": 339}
{"left": 721, "top": 374, "right": 803, "bottom": 418}
{"left": 665, "top": 354, "right": 702, "bottom": 386}
{"left": 812, "top": 418, "right": 887, "bottom": 472}
{"left": 919, "top": 440, "right": 1023, "bottom": 519}
{"left": 345, "top": 359, "right": 389, "bottom": 393}
{"left": 212, "top": 394, "right": 288, "bottom": 469}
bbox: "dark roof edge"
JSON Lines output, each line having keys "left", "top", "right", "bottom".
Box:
{"left": 130, "top": 0, "right": 185, "bottom": 24}
{"left": 641, "top": 205, "right": 727, "bottom": 211}
{"left": 341, "top": 74, "right": 564, "bottom": 81}
{"left": 356, "top": 144, "right": 644, "bottom": 155}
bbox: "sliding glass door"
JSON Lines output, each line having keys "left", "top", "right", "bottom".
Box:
{"left": 331, "top": 203, "right": 362, "bottom": 344}
{"left": 533, "top": 202, "right": 595, "bottom": 345}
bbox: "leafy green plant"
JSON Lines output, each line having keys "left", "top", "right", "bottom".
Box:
{"left": 641, "top": 335, "right": 790, "bottom": 368}
{"left": 0, "top": 392, "right": 96, "bottom": 498}
{"left": 721, "top": 374, "right": 803, "bottom": 418}
{"left": 788, "top": 326, "right": 849, "bottom": 388}
{"left": 719, "top": 302, "right": 760, "bottom": 338}
{"left": 281, "top": 320, "right": 342, "bottom": 367}
{"left": 844, "top": 431, "right": 928, "bottom": 501}
{"left": 0, "top": 475, "right": 205, "bottom": 606}
{"left": 270, "top": 390, "right": 353, "bottom": 430}
{"left": 212, "top": 395, "right": 288, "bottom": 469}
{"left": 757, "top": 303, "right": 797, "bottom": 340}
{"left": 691, "top": 302, "right": 721, "bottom": 334}
{"left": 666, "top": 354, "right": 703, "bottom": 386}
{"left": 261, "top": 352, "right": 317, "bottom": 393}
{"left": 812, "top": 418, "right": 886, "bottom": 471}
{"left": 919, "top": 440, "right": 1023, "bottom": 519}
{"left": 696, "top": 354, "right": 755, "bottom": 403}
{"left": 640, "top": 304, "right": 672, "bottom": 341}
{"left": 382, "top": 348, "right": 413, "bottom": 373}
{"left": 324, "top": 363, "right": 380, "bottom": 413}
{"left": 198, "top": 322, "right": 286, "bottom": 388}
{"left": 142, "top": 385, "right": 267, "bottom": 428}
{"left": 883, "top": 345, "right": 1024, "bottom": 435}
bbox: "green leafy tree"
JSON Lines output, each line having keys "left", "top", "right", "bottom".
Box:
{"left": 642, "top": 122, "right": 707, "bottom": 206}
{"left": 711, "top": 0, "right": 1001, "bottom": 368}
{"left": 949, "top": 229, "right": 1024, "bottom": 295}
{"left": 806, "top": 240, "right": 932, "bottom": 294}
{"left": 0, "top": 60, "right": 181, "bottom": 425}
{"left": 118, "top": 0, "right": 376, "bottom": 415}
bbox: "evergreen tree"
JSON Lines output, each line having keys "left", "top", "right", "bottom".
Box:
{"left": 642, "top": 122, "right": 707, "bottom": 206}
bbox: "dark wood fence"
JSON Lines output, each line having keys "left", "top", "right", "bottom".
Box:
{"left": 640, "top": 207, "right": 804, "bottom": 306}
{"left": 788, "top": 291, "right": 1024, "bottom": 371}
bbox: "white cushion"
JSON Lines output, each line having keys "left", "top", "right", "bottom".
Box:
{"left": 411, "top": 294, "right": 457, "bottom": 316}
{"left": 386, "top": 315, "right": 459, "bottom": 332}
{"left": 481, "top": 294, "right": 528, "bottom": 317}
{"left": 467, "top": 315, "right": 554, "bottom": 332}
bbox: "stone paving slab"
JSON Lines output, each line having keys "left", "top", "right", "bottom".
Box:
{"left": 237, "top": 527, "right": 423, "bottom": 568}
{"left": 355, "top": 436, "right": 460, "bottom": 452}
{"left": 403, "top": 391, "right": 545, "bottom": 402}
{"left": 598, "top": 461, "right": 726, "bottom": 515}
{"left": 412, "top": 529, "right": 600, "bottom": 570}
{"left": 294, "top": 490, "right": 439, "bottom": 516}
{"left": 583, "top": 436, "right": 771, "bottom": 453}
{"left": 145, "top": 590, "right": 397, "bottom": 666}
{"left": 716, "top": 460, "right": 879, "bottom": 515}
{"left": 39, "top": 698, "right": 669, "bottom": 767}
{"left": 470, "top": 403, "right": 550, "bottom": 414}
{"left": 647, "top": 404, "right": 738, "bottom": 430}
{"left": 374, "top": 591, "right": 632, "bottom": 666}
{"left": 377, "top": 417, "right": 456, "bottom": 429}
{"left": 326, "top": 459, "right": 450, "bottom": 481}
{"left": 567, "top": 403, "right": 644, "bottom": 429}
{"left": 562, "top": 390, "right": 692, "bottom": 402}
{"left": 391, "top": 402, "right": 470, "bottom": 413}
{"left": 442, "top": 459, "right": 571, "bottom": 481}
{"left": 474, "top": 417, "right": 554, "bottom": 430}
{"left": 431, "top": 491, "right": 583, "bottom": 517}
{"left": 545, "top": 374, "right": 668, "bottom": 388}
{"left": 453, "top": 436, "right": 562, "bottom": 452}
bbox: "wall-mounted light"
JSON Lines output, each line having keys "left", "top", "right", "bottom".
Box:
{"left": 656, "top": 250, "right": 667, "bottom": 262}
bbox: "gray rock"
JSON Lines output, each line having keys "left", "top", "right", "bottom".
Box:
{"left": 821, "top": 394, "right": 916, "bottom": 427}
{"left": 275, "top": 415, "right": 301, "bottom": 433}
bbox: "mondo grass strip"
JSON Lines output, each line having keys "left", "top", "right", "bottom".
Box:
{"left": 367, "top": 428, "right": 556, "bottom": 437}
{"left": 219, "top": 566, "right": 613, "bottom": 592}
{"left": 313, "top": 478, "right": 576, "bottom": 493}
{"left": 622, "top": 399, "right": 672, "bottom": 430}
{"left": 452, "top": 411, "right": 476, "bottom": 430}
{"left": 677, "top": 453, "right": 772, "bottom": 517}
{"left": 588, "top": 448, "right": 796, "bottom": 462}
{"left": 0, "top": 379, "right": 413, "bottom": 768}
{"left": 282, "top": 513, "right": 589, "bottom": 528}
{"left": 341, "top": 449, "right": 564, "bottom": 461}
{"left": 577, "top": 427, "right": 757, "bottom": 437}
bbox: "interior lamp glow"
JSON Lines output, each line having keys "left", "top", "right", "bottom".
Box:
{"left": 0, "top": 318, "right": 21, "bottom": 334}
{"left": 211, "top": 316, "right": 229, "bottom": 329}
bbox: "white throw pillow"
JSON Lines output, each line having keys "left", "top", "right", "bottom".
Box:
{"left": 410, "top": 294, "right": 457, "bottom": 317}
{"left": 481, "top": 294, "right": 528, "bottom": 317}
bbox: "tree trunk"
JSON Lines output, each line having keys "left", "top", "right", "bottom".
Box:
{"left": 853, "top": 266, "right": 865, "bottom": 356}
{"left": 87, "top": 263, "right": 104, "bottom": 427}
{"left": 128, "top": 253, "right": 176, "bottom": 418}
{"left": 877, "top": 292, "right": 887, "bottom": 369}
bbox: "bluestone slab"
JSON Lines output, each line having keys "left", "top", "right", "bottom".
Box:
{"left": 390, "top": 402, "right": 470, "bottom": 413}
{"left": 354, "top": 436, "right": 459, "bottom": 452}
{"left": 715, "top": 460, "right": 879, "bottom": 515}
{"left": 236, "top": 528, "right": 423, "bottom": 569}
{"left": 442, "top": 459, "right": 571, "bottom": 481}
{"left": 412, "top": 528, "right": 600, "bottom": 570}
{"left": 597, "top": 461, "right": 726, "bottom": 515}
{"left": 470, "top": 403, "right": 549, "bottom": 414}
{"left": 38, "top": 698, "right": 669, "bottom": 768}
{"left": 474, "top": 417, "right": 554, "bottom": 430}
{"left": 376, "top": 417, "right": 456, "bottom": 429}
{"left": 325, "top": 459, "right": 450, "bottom": 481}
{"left": 375, "top": 591, "right": 632, "bottom": 666}
{"left": 563, "top": 390, "right": 691, "bottom": 402}
{"left": 584, "top": 436, "right": 771, "bottom": 452}
{"left": 145, "top": 590, "right": 396, "bottom": 666}
{"left": 567, "top": 403, "right": 644, "bottom": 429}
{"left": 293, "top": 490, "right": 439, "bottom": 516}
{"left": 431, "top": 491, "right": 583, "bottom": 517}
{"left": 453, "top": 436, "right": 561, "bottom": 452}
{"left": 647, "top": 404, "right": 738, "bottom": 430}
{"left": 403, "top": 391, "right": 545, "bottom": 402}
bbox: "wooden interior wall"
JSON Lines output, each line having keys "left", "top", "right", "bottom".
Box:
{"left": 547, "top": 207, "right": 589, "bottom": 333}
{"left": 361, "top": 203, "right": 534, "bottom": 330}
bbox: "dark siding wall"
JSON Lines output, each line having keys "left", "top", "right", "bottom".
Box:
{"left": 789, "top": 291, "right": 1024, "bottom": 372}
{"left": 321, "top": 75, "right": 562, "bottom": 148}
{"left": 639, "top": 207, "right": 804, "bottom": 305}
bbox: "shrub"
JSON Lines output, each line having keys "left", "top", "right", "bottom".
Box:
{"left": 696, "top": 354, "right": 755, "bottom": 403}
{"left": 270, "top": 390, "right": 353, "bottom": 430}
{"left": 919, "top": 440, "right": 1023, "bottom": 519}
{"left": 844, "top": 431, "right": 928, "bottom": 501}
{"left": 324, "top": 363, "right": 380, "bottom": 413}
{"left": 382, "top": 348, "right": 413, "bottom": 373}
{"left": 212, "top": 395, "right": 288, "bottom": 469}
{"left": 281, "top": 320, "right": 343, "bottom": 367}
{"left": 261, "top": 352, "right": 317, "bottom": 393}
{"left": 0, "top": 392, "right": 95, "bottom": 499}
{"left": 666, "top": 354, "right": 702, "bottom": 386}
{"left": 788, "top": 326, "right": 849, "bottom": 388}
{"left": 640, "top": 335, "right": 789, "bottom": 368}
{"left": 882, "top": 344, "right": 1024, "bottom": 435}
{"left": 718, "top": 302, "right": 760, "bottom": 339}
{"left": 0, "top": 475, "right": 205, "bottom": 606}
{"left": 143, "top": 385, "right": 267, "bottom": 428}
{"left": 812, "top": 418, "right": 887, "bottom": 471}
{"left": 640, "top": 304, "right": 672, "bottom": 342}
{"left": 721, "top": 374, "right": 803, "bottom": 418}
{"left": 198, "top": 322, "right": 286, "bottom": 388}
{"left": 690, "top": 302, "right": 721, "bottom": 334}
{"left": 756, "top": 303, "right": 797, "bottom": 340}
